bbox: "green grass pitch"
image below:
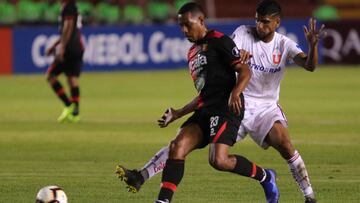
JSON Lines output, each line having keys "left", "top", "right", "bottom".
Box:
{"left": 0, "top": 66, "right": 359, "bottom": 202}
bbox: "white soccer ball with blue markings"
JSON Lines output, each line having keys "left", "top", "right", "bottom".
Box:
{"left": 35, "top": 185, "right": 68, "bottom": 203}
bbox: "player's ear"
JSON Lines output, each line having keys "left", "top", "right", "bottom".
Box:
{"left": 275, "top": 16, "right": 281, "bottom": 28}
{"left": 198, "top": 14, "right": 205, "bottom": 26}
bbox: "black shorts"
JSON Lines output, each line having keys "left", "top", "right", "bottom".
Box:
{"left": 181, "top": 107, "right": 244, "bottom": 149}
{"left": 47, "top": 52, "right": 83, "bottom": 77}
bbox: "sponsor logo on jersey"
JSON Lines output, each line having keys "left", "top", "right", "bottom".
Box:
{"left": 190, "top": 54, "right": 207, "bottom": 76}
{"left": 249, "top": 63, "right": 281, "bottom": 73}
{"left": 189, "top": 52, "right": 207, "bottom": 92}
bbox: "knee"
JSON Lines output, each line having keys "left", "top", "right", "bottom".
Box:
{"left": 209, "top": 156, "right": 230, "bottom": 171}
{"left": 279, "top": 137, "right": 293, "bottom": 151}
{"left": 269, "top": 123, "right": 294, "bottom": 153}
{"left": 276, "top": 137, "right": 295, "bottom": 159}
{"left": 67, "top": 76, "right": 79, "bottom": 87}
{"left": 168, "top": 140, "right": 186, "bottom": 160}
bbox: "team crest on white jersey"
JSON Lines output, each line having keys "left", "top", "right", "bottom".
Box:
{"left": 272, "top": 47, "right": 282, "bottom": 65}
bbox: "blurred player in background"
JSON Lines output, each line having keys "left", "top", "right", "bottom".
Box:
{"left": 46, "top": 0, "right": 84, "bottom": 123}
{"left": 118, "top": 2, "right": 280, "bottom": 203}
{"left": 116, "top": 1, "right": 324, "bottom": 203}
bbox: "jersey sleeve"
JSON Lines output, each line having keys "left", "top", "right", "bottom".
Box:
{"left": 216, "top": 35, "right": 241, "bottom": 67}
{"left": 230, "top": 25, "right": 247, "bottom": 49}
{"left": 286, "top": 39, "right": 303, "bottom": 61}
{"left": 62, "top": 3, "right": 77, "bottom": 19}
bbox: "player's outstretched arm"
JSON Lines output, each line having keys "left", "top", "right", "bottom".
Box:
{"left": 158, "top": 96, "right": 199, "bottom": 128}
{"left": 229, "top": 63, "right": 251, "bottom": 115}
{"left": 294, "top": 18, "right": 325, "bottom": 72}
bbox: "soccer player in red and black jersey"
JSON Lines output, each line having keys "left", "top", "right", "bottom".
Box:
{"left": 46, "top": 0, "right": 84, "bottom": 123}
{"left": 149, "top": 3, "right": 280, "bottom": 203}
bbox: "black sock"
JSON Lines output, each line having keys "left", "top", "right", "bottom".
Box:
{"left": 263, "top": 169, "right": 271, "bottom": 182}
{"left": 70, "top": 86, "right": 80, "bottom": 115}
{"left": 51, "top": 80, "right": 71, "bottom": 106}
{"left": 157, "top": 159, "right": 184, "bottom": 202}
{"left": 231, "top": 155, "right": 266, "bottom": 181}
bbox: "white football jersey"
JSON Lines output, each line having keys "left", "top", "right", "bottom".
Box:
{"left": 231, "top": 25, "right": 303, "bottom": 104}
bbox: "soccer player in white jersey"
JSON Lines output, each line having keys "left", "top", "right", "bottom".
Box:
{"left": 115, "top": 1, "right": 324, "bottom": 203}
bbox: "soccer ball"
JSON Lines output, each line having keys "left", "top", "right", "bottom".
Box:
{"left": 35, "top": 185, "right": 68, "bottom": 203}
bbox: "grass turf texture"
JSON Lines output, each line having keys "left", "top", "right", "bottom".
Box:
{"left": 0, "top": 66, "right": 359, "bottom": 202}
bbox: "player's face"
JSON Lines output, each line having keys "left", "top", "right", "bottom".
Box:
{"left": 255, "top": 13, "right": 280, "bottom": 41}
{"left": 178, "top": 12, "right": 206, "bottom": 42}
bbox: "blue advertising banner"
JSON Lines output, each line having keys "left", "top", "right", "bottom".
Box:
{"left": 12, "top": 19, "right": 313, "bottom": 74}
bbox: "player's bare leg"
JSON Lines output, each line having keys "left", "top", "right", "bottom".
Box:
{"left": 209, "top": 143, "right": 279, "bottom": 203}
{"left": 66, "top": 76, "right": 80, "bottom": 123}
{"left": 155, "top": 123, "right": 203, "bottom": 203}
{"left": 266, "top": 121, "right": 316, "bottom": 203}
{"left": 46, "top": 73, "right": 72, "bottom": 123}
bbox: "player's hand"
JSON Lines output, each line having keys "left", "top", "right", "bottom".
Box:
{"left": 45, "top": 46, "right": 55, "bottom": 56}
{"left": 55, "top": 46, "right": 65, "bottom": 62}
{"left": 239, "top": 49, "right": 252, "bottom": 64}
{"left": 158, "top": 108, "right": 178, "bottom": 128}
{"left": 228, "top": 90, "right": 242, "bottom": 116}
{"left": 303, "top": 18, "right": 325, "bottom": 46}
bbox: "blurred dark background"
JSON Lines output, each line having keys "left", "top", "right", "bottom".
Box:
{"left": 0, "top": 0, "right": 359, "bottom": 26}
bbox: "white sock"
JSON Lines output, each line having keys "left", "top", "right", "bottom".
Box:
{"left": 287, "top": 150, "right": 315, "bottom": 198}
{"left": 141, "top": 146, "right": 169, "bottom": 180}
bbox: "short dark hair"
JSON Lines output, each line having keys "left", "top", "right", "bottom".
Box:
{"left": 178, "top": 2, "right": 205, "bottom": 15}
{"left": 256, "top": 0, "right": 281, "bottom": 16}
